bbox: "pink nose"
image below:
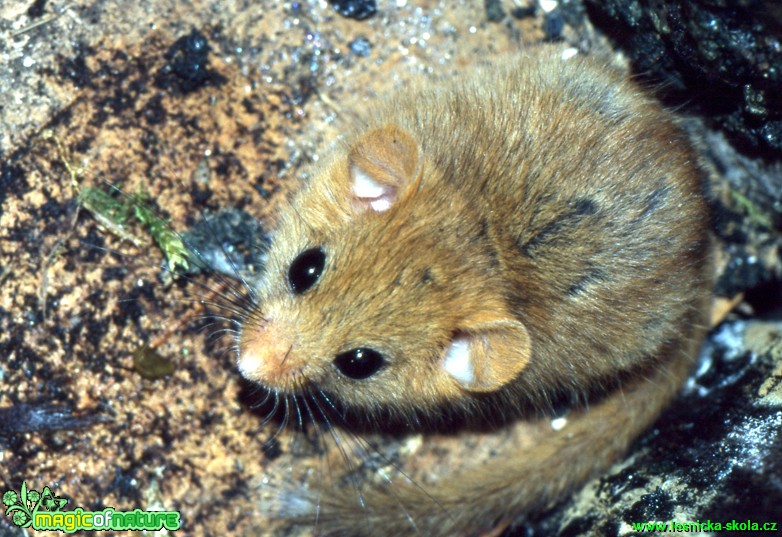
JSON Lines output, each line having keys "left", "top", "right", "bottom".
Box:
{"left": 237, "top": 320, "right": 296, "bottom": 385}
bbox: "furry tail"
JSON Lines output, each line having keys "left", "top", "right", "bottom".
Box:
{"left": 271, "top": 314, "right": 707, "bottom": 537}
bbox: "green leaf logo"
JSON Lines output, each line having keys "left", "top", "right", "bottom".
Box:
{"left": 3, "top": 481, "right": 34, "bottom": 528}
{"left": 2, "top": 481, "right": 69, "bottom": 528}
{"left": 2, "top": 490, "right": 18, "bottom": 507}
{"left": 40, "top": 486, "right": 67, "bottom": 511}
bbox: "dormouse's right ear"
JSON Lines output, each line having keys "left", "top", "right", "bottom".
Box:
{"left": 348, "top": 125, "right": 422, "bottom": 213}
{"left": 442, "top": 316, "right": 532, "bottom": 393}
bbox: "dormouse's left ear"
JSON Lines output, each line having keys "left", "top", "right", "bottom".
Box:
{"left": 348, "top": 125, "right": 422, "bottom": 212}
{"left": 442, "top": 317, "right": 532, "bottom": 393}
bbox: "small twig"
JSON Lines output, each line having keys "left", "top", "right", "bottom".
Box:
{"left": 317, "top": 88, "right": 339, "bottom": 112}
{"left": 710, "top": 293, "right": 745, "bottom": 327}
{"left": 38, "top": 205, "right": 80, "bottom": 321}
{"left": 0, "top": 264, "right": 12, "bottom": 288}
{"left": 41, "top": 198, "right": 82, "bottom": 316}
{"left": 39, "top": 239, "right": 62, "bottom": 320}
{"left": 36, "top": 129, "right": 85, "bottom": 320}
{"left": 40, "top": 129, "right": 81, "bottom": 194}
{"left": 10, "top": 3, "right": 73, "bottom": 38}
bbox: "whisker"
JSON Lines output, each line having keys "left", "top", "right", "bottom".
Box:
{"left": 187, "top": 200, "right": 260, "bottom": 303}
{"left": 79, "top": 238, "right": 255, "bottom": 317}
{"left": 315, "top": 391, "right": 443, "bottom": 532}
{"left": 299, "top": 394, "right": 329, "bottom": 530}
{"left": 250, "top": 387, "right": 275, "bottom": 410}
{"left": 310, "top": 391, "right": 368, "bottom": 513}
{"left": 292, "top": 393, "right": 305, "bottom": 432}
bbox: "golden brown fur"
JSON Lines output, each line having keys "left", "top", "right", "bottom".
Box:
{"left": 237, "top": 48, "right": 713, "bottom": 536}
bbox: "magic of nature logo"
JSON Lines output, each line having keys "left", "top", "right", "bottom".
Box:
{"left": 3, "top": 481, "right": 181, "bottom": 532}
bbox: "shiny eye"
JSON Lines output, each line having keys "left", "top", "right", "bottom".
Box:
{"left": 334, "top": 348, "right": 386, "bottom": 380}
{"left": 288, "top": 247, "right": 326, "bottom": 294}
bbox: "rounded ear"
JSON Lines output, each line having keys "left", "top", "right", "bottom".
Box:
{"left": 442, "top": 319, "right": 532, "bottom": 393}
{"left": 348, "top": 125, "right": 422, "bottom": 212}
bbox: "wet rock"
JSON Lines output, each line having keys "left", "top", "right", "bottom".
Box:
{"left": 155, "top": 30, "right": 225, "bottom": 93}
{"left": 327, "top": 0, "right": 376, "bottom": 21}
{"left": 584, "top": 0, "right": 782, "bottom": 156}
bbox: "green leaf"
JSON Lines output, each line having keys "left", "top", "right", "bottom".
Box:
{"left": 78, "top": 187, "right": 143, "bottom": 246}
{"left": 133, "top": 202, "right": 190, "bottom": 274}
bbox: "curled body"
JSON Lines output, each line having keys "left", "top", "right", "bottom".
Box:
{"left": 237, "top": 48, "right": 713, "bottom": 536}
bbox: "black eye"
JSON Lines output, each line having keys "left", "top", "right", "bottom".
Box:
{"left": 288, "top": 247, "right": 326, "bottom": 294}
{"left": 334, "top": 348, "right": 386, "bottom": 380}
